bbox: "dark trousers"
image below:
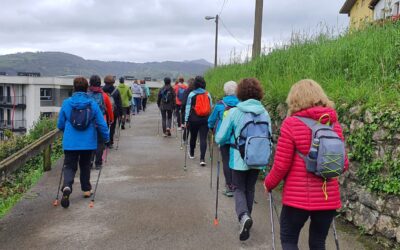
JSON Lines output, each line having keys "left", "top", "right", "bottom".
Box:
{"left": 280, "top": 205, "right": 336, "bottom": 250}
{"left": 175, "top": 105, "right": 182, "bottom": 127}
{"left": 91, "top": 132, "right": 105, "bottom": 166}
{"left": 220, "top": 145, "right": 233, "bottom": 188}
{"left": 232, "top": 169, "right": 260, "bottom": 220}
{"left": 110, "top": 119, "right": 116, "bottom": 144}
{"left": 133, "top": 97, "right": 142, "bottom": 114}
{"left": 142, "top": 98, "right": 148, "bottom": 111}
{"left": 189, "top": 121, "right": 208, "bottom": 160}
{"left": 161, "top": 109, "right": 173, "bottom": 133}
{"left": 122, "top": 107, "right": 130, "bottom": 126}
{"left": 63, "top": 150, "right": 92, "bottom": 192}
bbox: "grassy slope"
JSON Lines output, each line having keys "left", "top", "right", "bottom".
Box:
{"left": 205, "top": 22, "right": 400, "bottom": 111}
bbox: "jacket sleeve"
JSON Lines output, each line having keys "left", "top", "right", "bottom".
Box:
{"left": 146, "top": 87, "right": 150, "bottom": 97}
{"left": 103, "top": 93, "right": 114, "bottom": 123}
{"left": 185, "top": 92, "right": 193, "bottom": 122}
{"left": 208, "top": 92, "right": 213, "bottom": 108}
{"left": 264, "top": 119, "right": 295, "bottom": 191}
{"left": 128, "top": 88, "right": 132, "bottom": 100}
{"left": 57, "top": 102, "right": 66, "bottom": 131}
{"left": 93, "top": 102, "right": 110, "bottom": 142}
{"left": 215, "top": 110, "right": 233, "bottom": 145}
{"left": 208, "top": 103, "right": 221, "bottom": 129}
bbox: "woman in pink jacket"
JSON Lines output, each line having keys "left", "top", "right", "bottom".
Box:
{"left": 264, "top": 79, "right": 348, "bottom": 250}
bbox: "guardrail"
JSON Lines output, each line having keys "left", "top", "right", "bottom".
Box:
{"left": 0, "top": 129, "right": 62, "bottom": 179}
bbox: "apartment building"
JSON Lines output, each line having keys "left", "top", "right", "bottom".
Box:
{"left": 0, "top": 75, "right": 74, "bottom": 139}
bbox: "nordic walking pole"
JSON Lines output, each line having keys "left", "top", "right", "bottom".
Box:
{"left": 332, "top": 218, "right": 340, "bottom": 250}
{"left": 269, "top": 192, "right": 276, "bottom": 250}
{"left": 210, "top": 134, "right": 214, "bottom": 189}
{"left": 214, "top": 154, "right": 221, "bottom": 226}
{"left": 180, "top": 126, "right": 183, "bottom": 150}
{"left": 53, "top": 165, "right": 65, "bottom": 206}
{"left": 89, "top": 149, "right": 106, "bottom": 208}
{"left": 183, "top": 124, "right": 189, "bottom": 171}
{"left": 116, "top": 118, "right": 122, "bottom": 150}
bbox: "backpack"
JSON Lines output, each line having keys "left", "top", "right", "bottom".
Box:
{"left": 177, "top": 86, "right": 186, "bottom": 102}
{"left": 295, "top": 115, "right": 345, "bottom": 179}
{"left": 232, "top": 112, "right": 272, "bottom": 168}
{"left": 69, "top": 103, "right": 92, "bottom": 130}
{"left": 161, "top": 88, "right": 173, "bottom": 104}
{"left": 107, "top": 88, "right": 118, "bottom": 112}
{"left": 191, "top": 92, "right": 211, "bottom": 117}
{"left": 213, "top": 100, "right": 235, "bottom": 134}
{"left": 88, "top": 92, "right": 106, "bottom": 115}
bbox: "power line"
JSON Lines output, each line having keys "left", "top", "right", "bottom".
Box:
{"left": 219, "top": 0, "right": 228, "bottom": 16}
{"left": 219, "top": 18, "right": 250, "bottom": 46}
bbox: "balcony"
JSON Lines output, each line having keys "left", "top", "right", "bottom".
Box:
{"left": 0, "top": 120, "right": 27, "bottom": 132}
{"left": 0, "top": 96, "right": 27, "bottom": 108}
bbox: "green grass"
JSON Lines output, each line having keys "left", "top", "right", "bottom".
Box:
{"left": 205, "top": 22, "right": 400, "bottom": 111}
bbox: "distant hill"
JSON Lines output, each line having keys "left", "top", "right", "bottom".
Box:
{"left": 0, "top": 52, "right": 213, "bottom": 79}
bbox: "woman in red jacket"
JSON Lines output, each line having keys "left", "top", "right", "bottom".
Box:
{"left": 264, "top": 79, "right": 348, "bottom": 250}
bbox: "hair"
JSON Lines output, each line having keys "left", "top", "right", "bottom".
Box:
{"left": 179, "top": 77, "right": 184, "bottom": 83}
{"left": 140, "top": 80, "right": 145, "bottom": 84}
{"left": 104, "top": 75, "right": 115, "bottom": 85}
{"left": 223, "top": 81, "right": 237, "bottom": 96}
{"left": 286, "top": 79, "right": 334, "bottom": 116}
{"left": 119, "top": 77, "right": 125, "bottom": 83}
{"left": 164, "top": 77, "right": 171, "bottom": 85}
{"left": 89, "top": 75, "right": 101, "bottom": 87}
{"left": 187, "top": 78, "right": 195, "bottom": 91}
{"left": 236, "top": 78, "right": 264, "bottom": 101}
{"left": 73, "top": 77, "right": 89, "bottom": 92}
{"left": 194, "top": 76, "right": 206, "bottom": 89}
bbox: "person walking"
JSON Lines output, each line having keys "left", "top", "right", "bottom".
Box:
{"left": 215, "top": 78, "right": 272, "bottom": 241}
{"left": 181, "top": 78, "right": 195, "bottom": 144}
{"left": 208, "top": 81, "right": 239, "bottom": 197}
{"left": 88, "top": 75, "right": 114, "bottom": 170}
{"left": 157, "top": 77, "right": 176, "bottom": 137}
{"left": 141, "top": 80, "right": 150, "bottom": 112}
{"left": 264, "top": 79, "right": 348, "bottom": 250}
{"left": 173, "top": 77, "right": 188, "bottom": 130}
{"left": 184, "top": 76, "right": 212, "bottom": 167}
{"left": 117, "top": 77, "right": 132, "bottom": 129}
{"left": 131, "top": 80, "right": 143, "bottom": 114}
{"left": 57, "top": 77, "right": 110, "bottom": 208}
{"left": 103, "top": 75, "right": 123, "bottom": 148}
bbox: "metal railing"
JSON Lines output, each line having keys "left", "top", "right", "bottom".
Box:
{"left": 0, "top": 129, "right": 62, "bottom": 178}
{"left": 0, "top": 96, "right": 26, "bottom": 106}
{"left": 0, "top": 120, "right": 26, "bottom": 130}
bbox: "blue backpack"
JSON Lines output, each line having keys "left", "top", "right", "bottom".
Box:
{"left": 233, "top": 112, "right": 272, "bottom": 168}
{"left": 69, "top": 104, "right": 92, "bottom": 130}
{"left": 177, "top": 86, "right": 186, "bottom": 101}
{"left": 88, "top": 92, "right": 106, "bottom": 115}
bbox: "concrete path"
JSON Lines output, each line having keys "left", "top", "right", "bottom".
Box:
{"left": 0, "top": 104, "right": 365, "bottom": 250}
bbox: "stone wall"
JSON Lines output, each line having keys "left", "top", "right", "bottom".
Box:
{"left": 270, "top": 103, "right": 400, "bottom": 246}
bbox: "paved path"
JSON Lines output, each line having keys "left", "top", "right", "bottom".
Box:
{"left": 0, "top": 104, "right": 365, "bottom": 250}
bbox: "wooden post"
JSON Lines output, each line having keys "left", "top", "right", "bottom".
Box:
{"left": 43, "top": 145, "right": 51, "bottom": 172}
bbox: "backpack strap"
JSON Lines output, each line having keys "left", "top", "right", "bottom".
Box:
{"left": 294, "top": 116, "right": 317, "bottom": 129}
{"left": 111, "top": 88, "right": 118, "bottom": 96}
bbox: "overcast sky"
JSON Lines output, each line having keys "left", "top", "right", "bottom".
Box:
{"left": 0, "top": 0, "right": 349, "bottom": 63}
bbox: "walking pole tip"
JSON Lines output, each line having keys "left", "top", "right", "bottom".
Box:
{"left": 89, "top": 201, "right": 94, "bottom": 208}
{"left": 53, "top": 200, "right": 59, "bottom": 206}
{"left": 213, "top": 218, "right": 219, "bottom": 226}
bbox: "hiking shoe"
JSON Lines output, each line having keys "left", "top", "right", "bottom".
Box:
{"left": 61, "top": 187, "right": 71, "bottom": 208}
{"left": 83, "top": 190, "right": 92, "bottom": 198}
{"left": 95, "top": 165, "right": 102, "bottom": 170}
{"left": 200, "top": 161, "right": 207, "bottom": 167}
{"left": 189, "top": 154, "right": 195, "bottom": 159}
{"left": 223, "top": 189, "right": 234, "bottom": 197}
{"left": 121, "top": 125, "right": 125, "bottom": 130}
{"left": 163, "top": 133, "right": 168, "bottom": 137}
{"left": 239, "top": 214, "right": 253, "bottom": 241}
{"left": 166, "top": 128, "right": 171, "bottom": 136}
{"left": 177, "top": 127, "right": 182, "bottom": 131}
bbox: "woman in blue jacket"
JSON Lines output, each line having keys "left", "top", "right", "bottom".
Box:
{"left": 57, "top": 77, "right": 110, "bottom": 208}
{"left": 208, "top": 81, "right": 239, "bottom": 197}
{"left": 216, "top": 78, "right": 272, "bottom": 241}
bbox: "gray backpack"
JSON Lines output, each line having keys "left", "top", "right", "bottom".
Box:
{"left": 296, "top": 115, "right": 345, "bottom": 179}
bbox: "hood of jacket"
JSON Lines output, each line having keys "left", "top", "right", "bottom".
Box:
{"left": 103, "top": 85, "right": 115, "bottom": 94}
{"left": 236, "top": 99, "right": 265, "bottom": 115}
{"left": 69, "top": 92, "right": 92, "bottom": 109}
{"left": 89, "top": 86, "right": 103, "bottom": 94}
{"left": 192, "top": 88, "right": 206, "bottom": 95}
{"left": 118, "top": 83, "right": 128, "bottom": 90}
{"left": 293, "top": 106, "right": 338, "bottom": 124}
{"left": 222, "top": 95, "right": 239, "bottom": 107}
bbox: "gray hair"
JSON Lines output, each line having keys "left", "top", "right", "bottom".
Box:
{"left": 223, "top": 81, "right": 237, "bottom": 96}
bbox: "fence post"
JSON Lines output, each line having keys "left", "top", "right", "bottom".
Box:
{"left": 43, "top": 144, "right": 52, "bottom": 172}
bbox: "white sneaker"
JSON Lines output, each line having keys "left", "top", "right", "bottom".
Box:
{"left": 189, "top": 154, "right": 195, "bottom": 159}
{"left": 177, "top": 127, "right": 182, "bottom": 131}
{"left": 200, "top": 161, "right": 206, "bottom": 167}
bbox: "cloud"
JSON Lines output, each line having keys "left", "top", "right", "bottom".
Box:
{"left": 0, "top": 0, "right": 348, "bottom": 63}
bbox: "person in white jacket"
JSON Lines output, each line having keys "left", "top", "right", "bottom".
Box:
{"left": 131, "top": 80, "right": 144, "bottom": 114}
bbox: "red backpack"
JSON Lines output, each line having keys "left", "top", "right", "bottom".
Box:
{"left": 192, "top": 92, "right": 211, "bottom": 117}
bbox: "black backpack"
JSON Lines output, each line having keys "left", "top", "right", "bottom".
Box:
{"left": 70, "top": 104, "right": 92, "bottom": 130}
{"left": 161, "top": 88, "right": 173, "bottom": 104}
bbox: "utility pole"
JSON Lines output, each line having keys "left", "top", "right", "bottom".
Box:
{"left": 205, "top": 15, "right": 219, "bottom": 68}
{"left": 252, "top": 0, "right": 263, "bottom": 59}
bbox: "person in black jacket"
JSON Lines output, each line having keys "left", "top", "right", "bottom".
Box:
{"left": 103, "top": 75, "right": 123, "bottom": 148}
{"left": 157, "top": 77, "right": 176, "bottom": 137}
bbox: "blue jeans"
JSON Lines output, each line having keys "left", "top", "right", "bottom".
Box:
{"left": 133, "top": 98, "right": 142, "bottom": 114}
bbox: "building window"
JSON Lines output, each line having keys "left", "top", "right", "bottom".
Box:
{"left": 7, "top": 109, "right": 11, "bottom": 125}
{"left": 40, "top": 88, "right": 53, "bottom": 100}
{"left": 0, "top": 108, "right": 3, "bottom": 121}
{"left": 394, "top": 2, "right": 400, "bottom": 15}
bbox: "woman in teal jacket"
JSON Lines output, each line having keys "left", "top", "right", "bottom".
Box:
{"left": 215, "top": 78, "right": 272, "bottom": 241}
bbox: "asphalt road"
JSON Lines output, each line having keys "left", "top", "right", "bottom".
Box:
{"left": 0, "top": 104, "right": 365, "bottom": 250}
